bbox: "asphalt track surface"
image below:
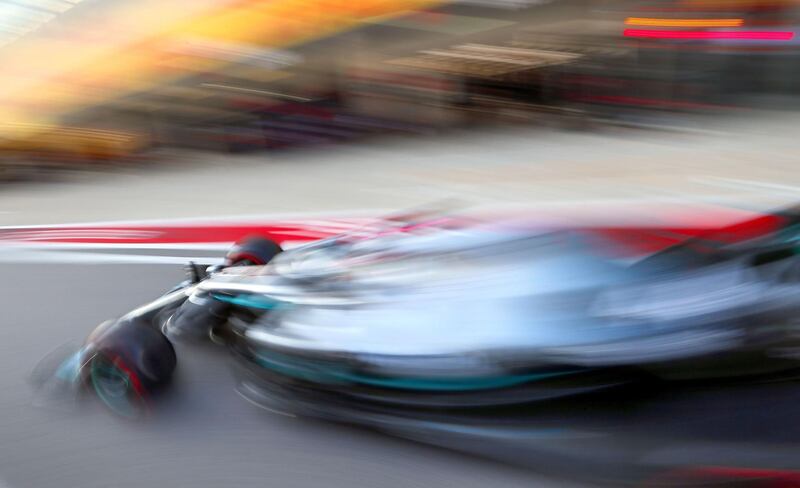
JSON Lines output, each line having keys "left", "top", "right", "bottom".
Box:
{"left": 0, "top": 257, "right": 578, "bottom": 488}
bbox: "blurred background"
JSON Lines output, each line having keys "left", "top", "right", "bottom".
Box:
{"left": 0, "top": 0, "right": 799, "bottom": 170}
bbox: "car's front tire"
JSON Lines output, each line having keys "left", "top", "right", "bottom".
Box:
{"left": 85, "top": 319, "right": 176, "bottom": 418}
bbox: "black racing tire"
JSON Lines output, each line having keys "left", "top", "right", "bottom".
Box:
{"left": 85, "top": 319, "right": 176, "bottom": 418}
{"left": 225, "top": 236, "right": 283, "bottom": 267}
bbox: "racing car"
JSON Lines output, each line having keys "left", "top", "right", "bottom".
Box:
{"left": 35, "top": 205, "right": 800, "bottom": 483}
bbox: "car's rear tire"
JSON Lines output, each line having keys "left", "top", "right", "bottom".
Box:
{"left": 225, "top": 236, "right": 282, "bottom": 267}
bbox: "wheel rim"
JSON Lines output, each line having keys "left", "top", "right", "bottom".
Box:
{"left": 90, "top": 355, "right": 144, "bottom": 418}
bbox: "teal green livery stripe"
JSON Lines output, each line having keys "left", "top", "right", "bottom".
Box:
{"left": 255, "top": 353, "right": 579, "bottom": 392}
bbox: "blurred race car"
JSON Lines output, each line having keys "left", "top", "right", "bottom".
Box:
{"left": 230, "top": 210, "right": 800, "bottom": 401}
{"left": 36, "top": 205, "right": 800, "bottom": 483}
{"left": 222, "top": 208, "right": 800, "bottom": 485}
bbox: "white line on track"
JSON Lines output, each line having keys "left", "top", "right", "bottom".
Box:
{"left": 0, "top": 241, "right": 309, "bottom": 251}
{"left": 0, "top": 209, "right": 388, "bottom": 230}
{"left": 0, "top": 198, "right": 760, "bottom": 230}
{"left": 691, "top": 176, "right": 800, "bottom": 196}
{"left": 6, "top": 242, "right": 235, "bottom": 251}
{"left": 0, "top": 248, "right": 225, "bottom": 265}
{"left": 0, "top": 198, "right": 779, "bottom": 240}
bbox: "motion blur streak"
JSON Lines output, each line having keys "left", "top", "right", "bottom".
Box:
{"left": 0, "top": 0, "right": 444, "bottom": 139}
{"left": 624, "top": 17, "right": 744, "bottom": 27}
{"left": 653, "top": 466, "right": 800, "bottom": 485}
{"left": 623, "top": 29, "right": 795, "bottom": 39}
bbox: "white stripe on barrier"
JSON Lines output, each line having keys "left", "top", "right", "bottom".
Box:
{"left": 0, "top": 248, "right": 226, "bottom": 265}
